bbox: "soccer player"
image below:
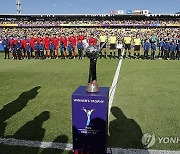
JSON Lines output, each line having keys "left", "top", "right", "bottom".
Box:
{"left": 15, "top": 39, "right": 23, "bottom": 60}
{"left": 124, "top": 33, "right": 132, "bottom": 59}
{"left": 49, "top": 40, "right": 55, "bottom": 59}
{"left": 143, "top": 39, "right": 150, "bottom": 60}
{"left": 30, "top": 34, "right": 35, "bottom": 58}
{"left": 158, "top": 38, "right": 164, "bottom": 59}
{"left": 149, "top": 33, "right": 158, "bottom": 60}
{"left": 77, "top": 39, "right": 84, "bottom": 59}
{"left": 88, "top": 33, "right": 97, "bottom": 46}
{"left": 77, "top": 31, "right": 85, "bottom": 42}
{"left": 109, "top": 33, "right": 117, "bottom": 59}
{"left": 59, "top": 33, "right": 68, "bottom": 59}
{"left": 67, "top": 42, "right": 74, "bottom": 59}
{"left": 44, "top": 33, "right": 51, "bottom": 59}
{"left": 133, "top": 34, "right": 141, "bottom": 59}
{"left": 34, "top": 40, "right": 39, "bottom": 59}
{"left": 170, "top": 40, "right": 177, "bottom": 60}
{"left": 163, "top": 39, "right": 170, "bottom": 60}
{"left": 39, "top": 40, "right": 45, "bottom": 60}
{"left": 2, "top": 36, "right": 10, "bottom": 59}
{"left": 68, "top": 32, "right": 76, "bottom": 59}
{"left": 99, "top": 31, "right": 107, "bottom": 59}
{"left": 177, "top": 40, "right": 180, "bottom": 60}
{"left": 52, "top": 33, "right": 60, "bottom": 59}
{"left": 26, "top": 42, "right": 31, "bottom": 59}
{"left": 22, "top": 36, "right": 28, "bottom": 59}
{"left": 116, "top": 39, "right": 123, "bottom": 59}
{"left": 9, "top": 35, "right": 16, "bottom": 59}
{"left": 36, "top": 33, "right": 43, "bottom": 44}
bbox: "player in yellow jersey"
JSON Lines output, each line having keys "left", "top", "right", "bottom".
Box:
{"left": 109, "top": 33, "right": 117, "bottom": 59}
{"left": 99, "top": 31, "right": 107, "bottom": 59}
{"left": 124, "top": 33, "right": 132, "bottom": 59}
{"left": 133, "top": 34, "right": 141, "bottom": 59}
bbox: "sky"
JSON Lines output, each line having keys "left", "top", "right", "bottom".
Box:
{"left": 0, "top": 0, "right": 179, "bottom": 14}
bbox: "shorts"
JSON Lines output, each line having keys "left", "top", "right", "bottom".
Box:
{"left": 134, "top": 45, "right": 140, "bottom": 51}
{"left": 110, "top": 44, "right": 116, "bottom": 50}
{"left": 100, "top": 42, "right": 106, "bottom": 48}
{"left": 125, "top": 44, "right": 131, "bottom": 50}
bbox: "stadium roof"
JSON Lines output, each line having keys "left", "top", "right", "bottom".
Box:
{"left": 0, "top": 13, "right": 179, "bottom": 17}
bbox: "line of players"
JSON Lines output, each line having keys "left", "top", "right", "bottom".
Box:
{"left": 2, "top": 32, "right": 86, "bottom": 60}
{"left": 2, "top": 31, "right": 180, "bottom": 60}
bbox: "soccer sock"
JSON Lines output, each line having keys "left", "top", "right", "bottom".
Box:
{"left": 114, "top": 52, "right": 116, "bottom": 56}
{"left": 134, "top": 53, "right": 136, "bottom": 57}
{"left": 138, "top": 53, "right": 140, "bottom": 58}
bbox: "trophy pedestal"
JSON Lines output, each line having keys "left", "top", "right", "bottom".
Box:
{"left": 72, "top": 86, "right": 109, "bottom": 154}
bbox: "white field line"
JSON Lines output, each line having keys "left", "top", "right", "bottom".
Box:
{"left": 108, "top": 50, "right": 124, "bottom": 116}
{"left": 0, "top": 137, "right": 180, "bottom": 154}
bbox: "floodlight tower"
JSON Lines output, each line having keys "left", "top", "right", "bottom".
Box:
{"left": 16, "top": 0, "right": 21, "bottom": 14}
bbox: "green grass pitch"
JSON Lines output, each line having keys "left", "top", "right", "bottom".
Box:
{"left": 0, "top": 52, "right": 179, "bottom": 153}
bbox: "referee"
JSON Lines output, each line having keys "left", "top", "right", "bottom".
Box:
{"left": 124, "top": 33, "right": 132, "bottom": 59}
{"left": 99, "top": 31, "right": 107, "bottom": 59}
{"left": 109, "top": 33, "right": 117, "bottom": 59}
{"left": 133, "top": 34, "right": 141, "bottom": 59}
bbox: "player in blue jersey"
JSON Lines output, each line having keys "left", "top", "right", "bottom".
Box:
{"left": 2, "top": 36, "right": 10, "bottom": 59}
{"left": 143, "top": 39, "right": 150, "bottom": 60}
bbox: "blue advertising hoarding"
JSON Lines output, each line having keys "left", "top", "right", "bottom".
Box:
{"left": 72, "top": 86, "right": 109, "bottom": 154}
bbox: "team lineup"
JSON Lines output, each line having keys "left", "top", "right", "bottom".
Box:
{"left": 2, "top": 29, "right": 180, "bottom": 61}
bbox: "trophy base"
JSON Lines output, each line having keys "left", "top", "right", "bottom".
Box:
{"left": 86, "top": 80, "right": 99, "bottom": 93}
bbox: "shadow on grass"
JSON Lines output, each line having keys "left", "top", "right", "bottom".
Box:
{"left": 0, "top": 86, "right": 41, "bottom": 137}
{"left": 41, "top": 135, "right": 70, "bottom": 154}
{"left": 108, "top": 106, "right": 144, "bottom": 149}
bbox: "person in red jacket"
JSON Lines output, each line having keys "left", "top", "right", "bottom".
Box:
{"left": 68, "top": 32, "right": 77, "bottom": 59}
{"left": 77, "top": 31, "right": 85, "bottom": 42}
{"left": 44, "top": 33, "right": 51, "bottom": 59}
{"left": 88, "top": 33, "right": 97, "bottom": 46}
{"left": 60, "top": 33, "right": 68, "bottom": 59}
{"left": 9, "top": 35, "right": 16, "bottom": 59}
{"left": 30, "top": 34, "right": 35, "bottom": 58}
{"left": 36, "top": 33, "right": 43, "bottom": 44}
{"left": 22, "top": 36, "right": 28, "bottom": 59}
{"left": 52, "top": 33, "right": 59, "bottom": 59}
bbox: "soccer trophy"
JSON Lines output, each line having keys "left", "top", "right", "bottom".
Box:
{"left": 86, "top": 42, "right": 106, "bottom": 93}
